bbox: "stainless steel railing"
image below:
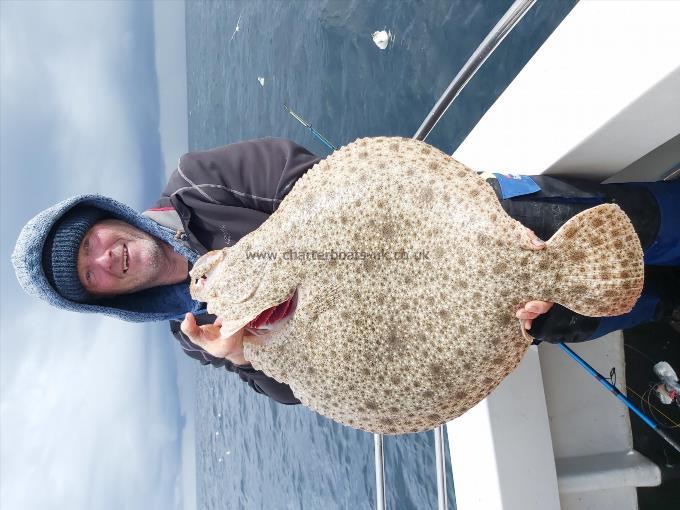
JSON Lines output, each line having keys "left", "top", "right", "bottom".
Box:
{"left": 374, "top": 1, "right": 537, "bottom": 508}
{"left": 414, "top": 0, "right": 537, "bottom": 142}
{"left": 434, "top": 426, "right": 448, "bottom": 510}
{"left": 374, "top": 433, "right": 386, "bottom": 510}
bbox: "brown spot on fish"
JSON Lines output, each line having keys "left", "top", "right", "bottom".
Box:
{"left": 569, "top": 250, "right": 586, "bottom": 263}
{"left": 365, "top": 400, "right": 378, "bottom": 411}
{"left": 572, "top": 284, "right": 587, "bottom": 295}
{"left": 563, "top": 225, "right": 578, "bottom": 239}
{"left": 430, "top": 363, "right": 444, "bottom": 377}
{"left": 494, "top": 261, "right": 508, "bottom": 273}
{"left": 381, "top": 222, "right": 395, "bottom": 238}
{"left": 420, "top": 187, "right": 434, "bottom": 202}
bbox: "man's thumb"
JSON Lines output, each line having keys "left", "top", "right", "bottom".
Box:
{"left": 181, "top": 313, "right": 199, "bottom": 338}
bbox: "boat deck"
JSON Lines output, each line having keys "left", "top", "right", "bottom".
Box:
{"left": 446, "top": 2, "right": 680, "bottom": 508}
{"left": 625, "top": 322, "right": 680, "bottom": 508}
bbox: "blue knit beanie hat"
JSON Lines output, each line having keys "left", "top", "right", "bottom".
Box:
{"left": 13, "top": 194, "right": 202, "bottom": 322}
{"left": 41, "top": 206, "right": 106, "bottom": 302}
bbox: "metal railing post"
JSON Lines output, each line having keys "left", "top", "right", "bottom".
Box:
{"left": 434, "top": 426, "right": 448, "bottom": 510}
{"left": 374, "top": 433, "right": 386, "bottom": 510}
{"left": 414, "top": 0, "right": 536, "bottom": 141}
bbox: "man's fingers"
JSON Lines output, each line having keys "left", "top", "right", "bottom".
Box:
{"left": 527, "top": 229, "right": 546, "bottom": 250}
{"left": 517, "top": 227, "right": 546, "bottom": 251}
{"left": 516, "top": 309, "right": 540, "bottom": 320}
{"left": 180, "top": 313, "right": 200, "bottom": 338}
{"left": 525, "top": 301, "right": 554, "bottom": 314}
{"left": 515, "top": 301, "right": 554, "bottom": 325}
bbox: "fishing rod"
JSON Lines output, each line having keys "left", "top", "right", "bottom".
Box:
{"left": 558, "top": 341, "right": 680, "bottom": 453}
{"left": 282, "top": 104, "right": 337, "bottom": 151}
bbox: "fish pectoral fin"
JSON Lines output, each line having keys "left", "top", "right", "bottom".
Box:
{"left": 219, "top": 315, "right": 258, "bottom": 338}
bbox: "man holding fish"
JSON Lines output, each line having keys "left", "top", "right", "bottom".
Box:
{"left": 12, "top": 137, "right": 680, "bottom": 405}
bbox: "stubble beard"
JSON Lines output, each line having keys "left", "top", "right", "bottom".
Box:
{"left": 126, "top": 230, "right": 168, "bottom": 291}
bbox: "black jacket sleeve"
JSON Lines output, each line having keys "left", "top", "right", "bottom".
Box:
{"left": 529, "top": 304, "right": 600, "bottom": 344}
{"left": 160, "top": 137, "right": 321, "bottom": 214}
{"left": 170, "top": 314, "right": 301, "bottom": 405}
{"left": 155, "top": 137, "right": 321, "bottom": 252}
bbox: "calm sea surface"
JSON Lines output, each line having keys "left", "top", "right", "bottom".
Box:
{"left": 185, "top": 1, "right": 575, "bottom": 508}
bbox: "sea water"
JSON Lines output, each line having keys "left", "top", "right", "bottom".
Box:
{"left": 186, "top": 1, "right": 576, "bottom": 508}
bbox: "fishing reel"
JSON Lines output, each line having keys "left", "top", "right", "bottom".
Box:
{"left": 653, "top": 361, "right": 680, "bottom": 407}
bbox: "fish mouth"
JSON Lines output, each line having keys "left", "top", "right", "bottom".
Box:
{"left": 244, "top": 288, "right": 298, "bottom": 337}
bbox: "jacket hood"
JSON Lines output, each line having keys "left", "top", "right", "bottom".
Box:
{"left": 12, "top": 194, "right": 205, "bottom": 322}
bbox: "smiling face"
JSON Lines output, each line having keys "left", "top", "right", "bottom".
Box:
{"left": 77, "top": 219, "right": 188, "bottom": 297}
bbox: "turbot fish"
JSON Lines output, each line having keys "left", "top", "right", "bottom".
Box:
{"left": 190, "top": 137, "right": 644, "bottom": 435}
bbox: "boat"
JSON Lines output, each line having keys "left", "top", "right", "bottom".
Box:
{"left": 374, "top": 1, "right": 680, "bottom": 509}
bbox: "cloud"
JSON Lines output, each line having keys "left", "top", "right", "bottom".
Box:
{"left": 1, "top": 307, "right": 183, "bottom": 510}
{"left": 152, "top": 0, "right": 189, "bottom": 178}
{"left": 0, "top": 2, "right": 192, "bottom": 509}
{"left": 0, "top": 0, "right": 161, "bottom": 205}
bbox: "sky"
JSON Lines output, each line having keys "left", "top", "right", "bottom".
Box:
{"left": 0, "top": 1, "right": 194, "bottom": 509}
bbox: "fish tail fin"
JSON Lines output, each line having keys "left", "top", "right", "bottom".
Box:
{"left": 546, "top": 203, "right": 644, "bottom": 317}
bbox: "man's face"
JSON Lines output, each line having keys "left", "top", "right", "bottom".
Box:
{"left": 77, "top": 219, "right": 169, "bottom": 296}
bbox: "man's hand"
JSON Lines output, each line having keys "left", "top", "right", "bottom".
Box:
{"left": 516, "top": 301, "right": 554, "bottom": 330}
{"left": 181, "top": 313, "right": 250, "bottom": 365}
{"left": 520, "top": 227, "right": 547, "bottom": 251}
{"left": 515, "top": 227, "right": 553, "bottom": 330}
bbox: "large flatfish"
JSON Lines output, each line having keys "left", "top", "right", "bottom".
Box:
{"left": 190, "top": 137, "right": 644, "bottom": 435}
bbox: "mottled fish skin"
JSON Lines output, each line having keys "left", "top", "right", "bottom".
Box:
{"left": 190, "top": 137, "right": 644, "bottom": 435}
